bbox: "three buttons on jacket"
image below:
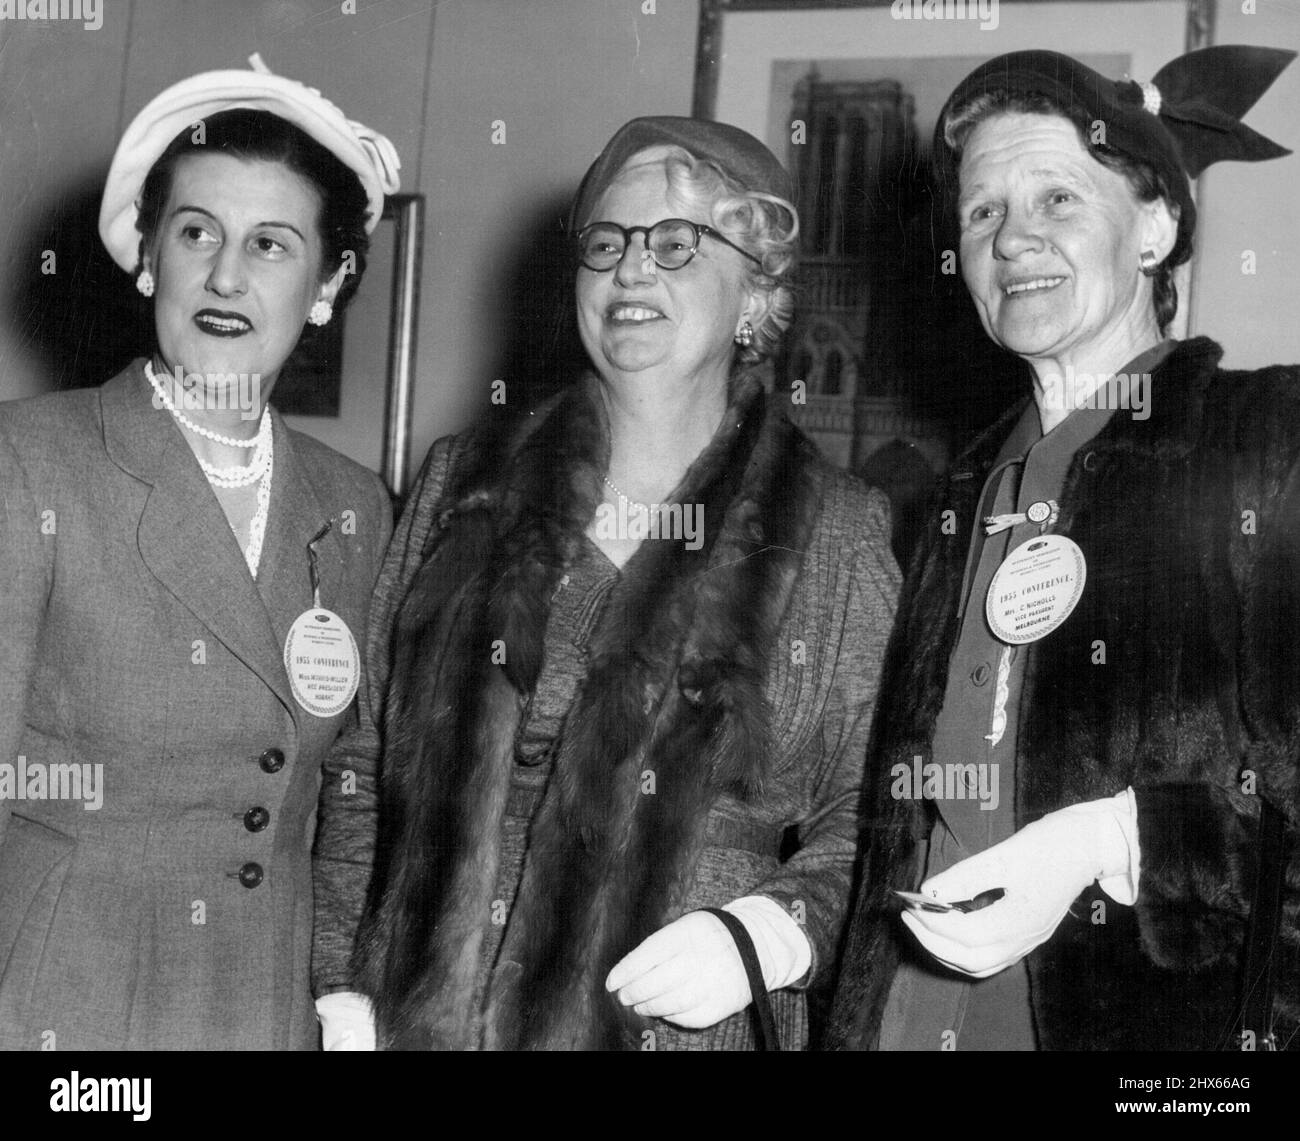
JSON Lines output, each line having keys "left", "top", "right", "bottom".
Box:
{"left": 236, "top": 748, "right": 284, "bottom": 888}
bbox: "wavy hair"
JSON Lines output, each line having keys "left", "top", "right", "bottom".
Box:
{"left": 649, "top": 146, "right": 801, "bottom": 365}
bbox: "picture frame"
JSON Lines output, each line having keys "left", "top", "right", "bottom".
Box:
{"left": 280, "top": 192, "right": 424, "bottom": 497}
{"left": 694, "top": 1, "right": 1216, "bottom": 121}
{"left": 690, "top": 0, "right": 1214, "bottom": 502}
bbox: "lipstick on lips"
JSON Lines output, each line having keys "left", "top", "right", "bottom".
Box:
{"left": 193, "top": 308, "right": 254, "bottom": 337}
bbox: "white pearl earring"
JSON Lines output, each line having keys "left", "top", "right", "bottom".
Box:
{"left": 136, "top": 269, "right": 155, "bottom": 298}
{"left": 308, "top": 299, "right": 333, "bottom": 326}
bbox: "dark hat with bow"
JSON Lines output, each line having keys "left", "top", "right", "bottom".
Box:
{"left": 935, "top": 46, "right": 1295, "bottom": 263}
{"left": 569, "top": 115, "right": 794, "bottom": 234}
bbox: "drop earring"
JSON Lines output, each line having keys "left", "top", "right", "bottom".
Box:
{"left": 308, "top": 299, "right": 333, "bottom": 326}
{"left": 734, "top": 320, "right": 754, "bottom": 348}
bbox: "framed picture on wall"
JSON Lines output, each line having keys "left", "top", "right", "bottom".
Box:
{"left": 279, "top": 193, "right": 424, "bottom": 497}
{"left": 692, "top": 0, "right": 1212, "bottom": 486}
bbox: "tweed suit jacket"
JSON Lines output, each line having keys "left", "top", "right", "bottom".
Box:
{"left": 0, "top": 361, "right": 392, "bottom": 1050}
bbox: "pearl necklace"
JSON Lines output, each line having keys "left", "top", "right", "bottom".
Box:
{"left": 602, "top": 474, "right": 660, "bottom": 515}
{"left": 200, "top": 442, "right": 270, "bottom": 490}
{"left": 145, "top": 361, "right": 271, "bottom": 488}
{"left": 145, "top": 361, "right": 266, "bottom": 447}
{"left": 144, "top": 360, "right": 274, "bottom": 577}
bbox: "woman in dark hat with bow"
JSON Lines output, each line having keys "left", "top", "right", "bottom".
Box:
{"left": 312, "top": 116, "right": 900, "bottom": 1050}
{"left": 827, "top": 45, "right": 1298, "bottom": 1051}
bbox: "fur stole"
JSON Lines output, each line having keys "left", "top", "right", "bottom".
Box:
{"left": 353, "top": 371, "right": 826, "bottom": 1049}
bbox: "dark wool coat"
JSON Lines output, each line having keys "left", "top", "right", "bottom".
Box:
{"left": 312, "top": 371, "right": 900, "bottom": 1050}
{"left": 0, "top": 363, "right": 392, "bottom": 1050}
{"left": 826, "top": 338, "right": 1300, "bottom": 1051}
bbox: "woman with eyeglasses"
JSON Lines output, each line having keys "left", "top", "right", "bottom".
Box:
{"left": 311, "top": 117, "right": 900, "bottom": 1050}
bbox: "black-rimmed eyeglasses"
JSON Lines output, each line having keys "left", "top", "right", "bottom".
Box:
{"left": 575, "top": 218, "right": 763, "bottom": 272}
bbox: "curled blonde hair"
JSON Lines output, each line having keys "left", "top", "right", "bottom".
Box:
{"left": 648, "top": 145, "right": 800, "bottom": 365}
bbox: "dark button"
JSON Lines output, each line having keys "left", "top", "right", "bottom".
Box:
{"left": 258, "top": 748, "right": 285, "bottom": 774}
{"left": 970, "top": 662, "right": 991, "bottom": 686}
{"left": 1082, "top": 451, "right": 1098, "bottom": 472}
{"left": 244, "top": 806, "right": 270, "bottom": 832}
{"left": 238, "top": 862, "right": 264, "bottom": 889}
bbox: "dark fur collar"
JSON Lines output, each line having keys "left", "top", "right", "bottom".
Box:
{"left": 948, "top": 337, "right": 1226, "bottom": 486}
{"left": 353, "top": 371, "right": 826, "bottom": 1049}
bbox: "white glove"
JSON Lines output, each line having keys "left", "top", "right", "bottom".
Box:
{"left": 605, "top": 896, "right": 811, "bottom": 1029}
{"left": 901, "top": 788, "right": 1140, "bottom": 979}
{"left": 315, "top": 991, "right": 377, "bottom": 1051}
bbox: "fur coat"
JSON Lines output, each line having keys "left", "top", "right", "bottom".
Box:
{"left": 826, "top": 337, "right": 1300, "bottom": 1051}
{"left": 341, "top": 371, "right": 895, "bottom": 1049}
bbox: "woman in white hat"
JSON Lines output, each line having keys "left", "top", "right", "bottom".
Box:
{"left": 0, "top": 58, "right": 399, "bottom": 1050}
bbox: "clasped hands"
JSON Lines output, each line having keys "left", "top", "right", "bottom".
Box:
{"left": 900, "top": 788, "right": 1139, "bottom": 978}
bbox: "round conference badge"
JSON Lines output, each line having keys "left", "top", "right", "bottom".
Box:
{"left": 985, "top": 534, "right": 1087, "bottom": 645}
{"left": 283, "top": 608, "right": 360, "bottom": 717}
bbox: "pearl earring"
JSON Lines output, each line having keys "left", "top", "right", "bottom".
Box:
{"left": 1138, "top": 250, "right": 1160, "bottom": 277}
{"left": 308, "top": 299, "right": 333, "bottom": 326}
{"left": 734, "top": 320, "right": 754, "bottom": 348}
{"left": 136, "top": 269, "right": 155, "bottom": 297}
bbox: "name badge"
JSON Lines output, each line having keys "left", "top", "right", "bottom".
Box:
{"left": 283, "top": 607, "right": 360, "bottom": 717}
{"left": 985, "top": 534, "right": 1087, "bottom": 644}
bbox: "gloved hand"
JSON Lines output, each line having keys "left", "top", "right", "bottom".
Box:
{"left": 605, "top": 896, "right": 811, "bottom": 1029}
{"left": 315, "top": 991, "right": 377, "bottom": 1051}
{"left": 901, "top": 788, "right": 1139, "bottom": 979}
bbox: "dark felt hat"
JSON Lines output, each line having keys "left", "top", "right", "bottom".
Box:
{"left": 569, "top": 115, "right": 794, "bottom": 233}
{"left": 935, "top": 46, "right": 1294, "bottom": 261}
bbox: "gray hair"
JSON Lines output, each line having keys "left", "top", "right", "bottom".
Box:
{"left": 651, "top": 145, "right": 800, "bottom": 365}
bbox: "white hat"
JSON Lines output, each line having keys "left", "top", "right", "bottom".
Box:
{"left": 99, "top": 54, "right": 401, "bottom": 272}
